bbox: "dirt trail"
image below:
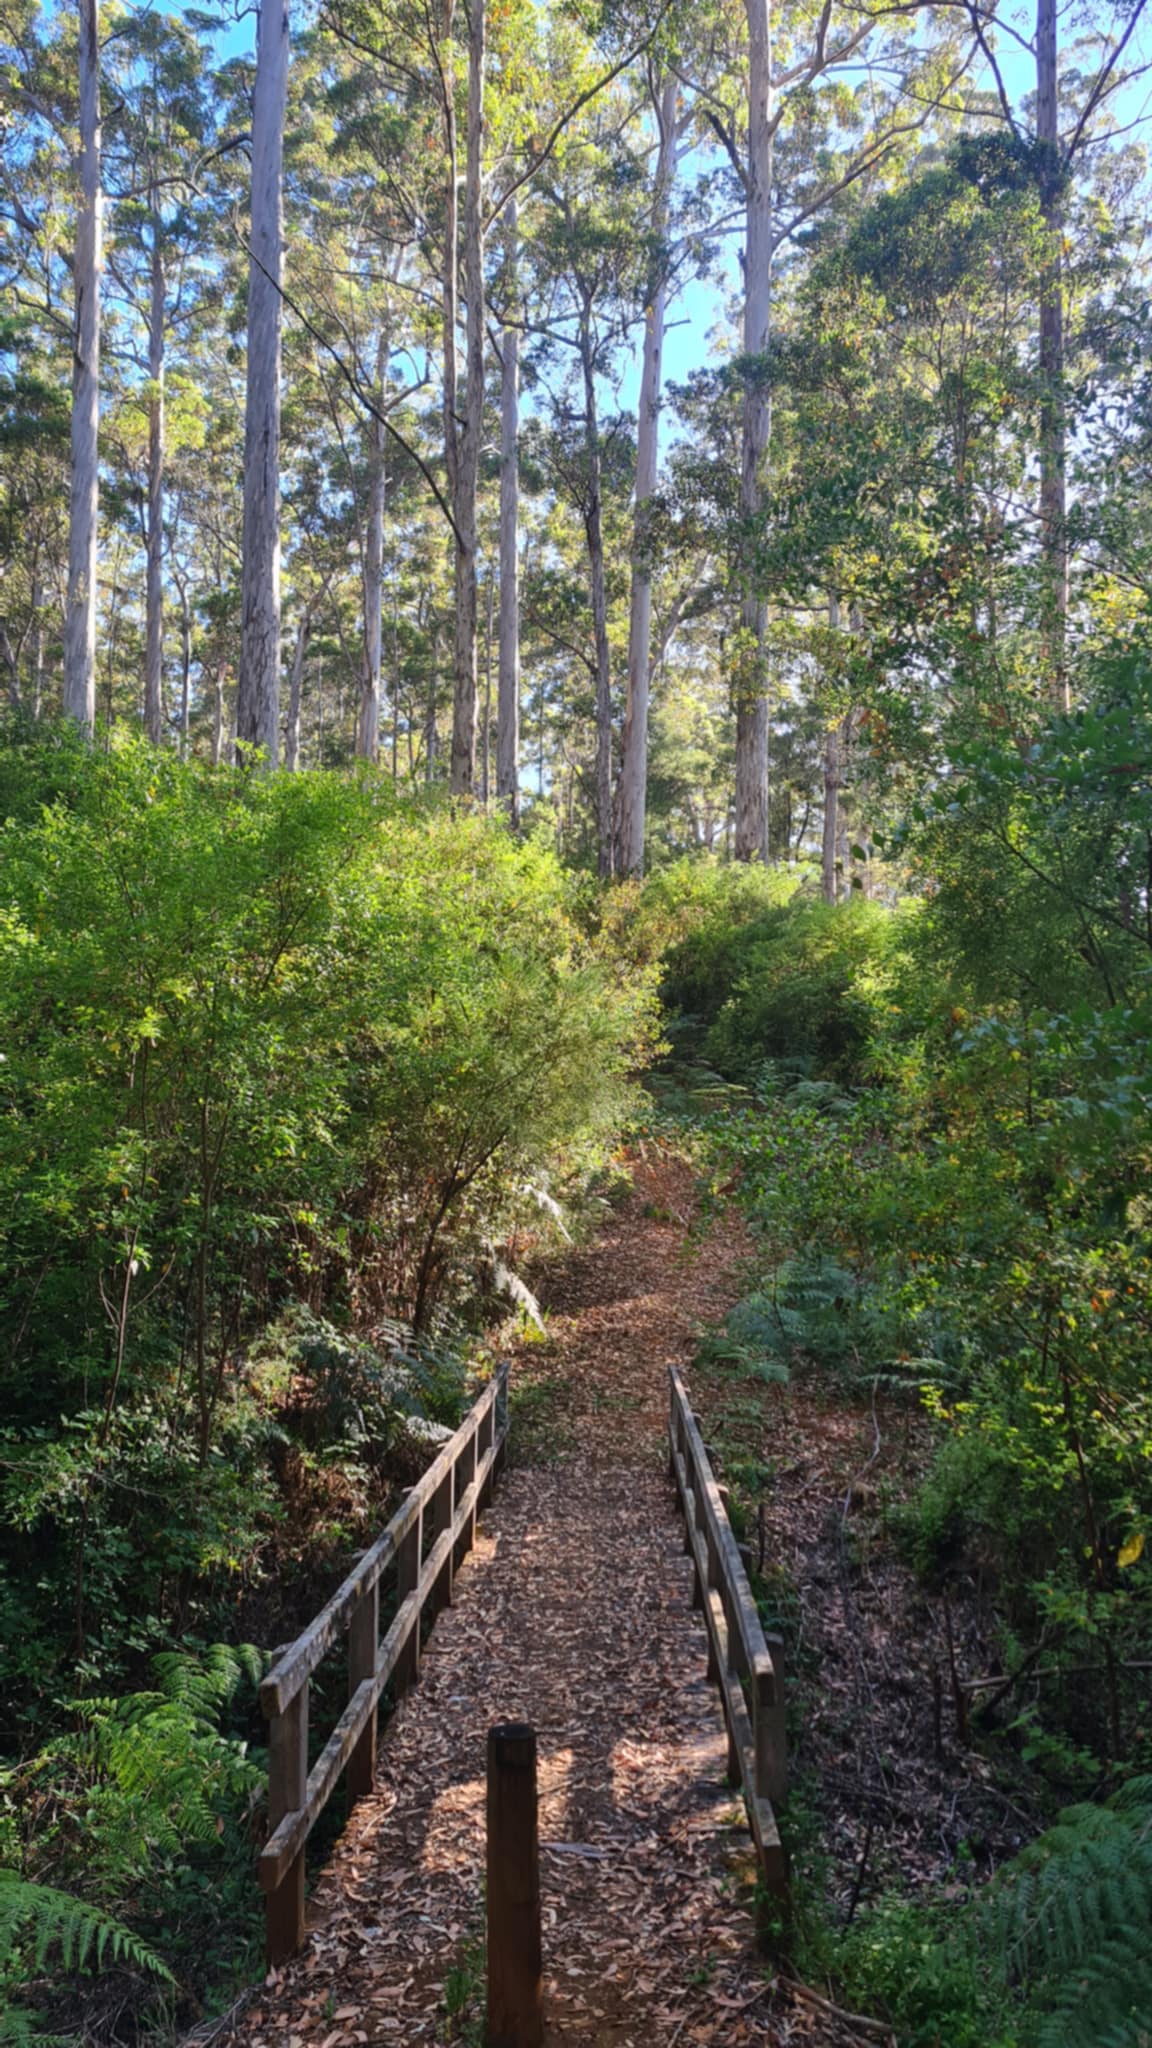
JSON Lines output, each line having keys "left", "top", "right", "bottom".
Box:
{"left": 230, "top": 1152, "right": 845, "bottom": 2047}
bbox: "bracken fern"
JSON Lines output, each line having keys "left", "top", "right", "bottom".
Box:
{"left": 973, "top": 1776, "right": 1152, "bottom": 2047}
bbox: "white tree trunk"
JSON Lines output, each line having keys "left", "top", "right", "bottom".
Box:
{"left": 358, "top": 327, "right": 387, "bottom": 760}
{"left": 31, "top": 587, "right": 44, "bottom": 720}
{"left": 211, "top": 657, "right": 226, "bottom": 765}
{"left": 821, "top": 724, "right": 841, "bottom": 903}
{"left": 733, "top": 0, "right": 773, "bottom": 861}
{"left": 285, "top": 610, "right": 310, "bottom": 771}
{"left": 450, "top": 0, "right": 486, "bottom": 794}
{"left": 144, "top": 192, "right": 165, "bottom": 744}
{"left": 1036, "top": 0, "right": 1068, "bottom": 708}
{"left": 581, "top": 324, "right": 614, "bottom": 879}
{"left": 64, "top": 0, "right": 102, "bottom": 734}
{"left": 236, "top": 0, "right": 289, "bottom": 766}
{"left": 822, "top": 593, "right": 841, "bottom": 902}
{"left": 617, "top": 74, "right": 678, "bottom": 877}
{"left": 177, "top": 574, "right": 191, "bottom": 757}
{"left": 496, "top": 195, "right": 520, "bottom": 825}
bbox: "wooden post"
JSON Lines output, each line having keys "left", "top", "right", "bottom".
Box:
{"left": 396, "top": 1502, "right": 421, "bottom": 1696}
{"left": 755, "top": 1637, "right": 788, "bottom": 1810}
{"left": 266, "top": 1682, "right": 308, "bottom": 1966}
{"left": 486, "top": 1723, "right": 543, "bottom": 2048}
{"left": 723, "top": 1586, "right": 741, "bottom": 1787}
{"left": 347, "top": 1579, "right": 379, "bottom": 1802}
{"left": 456, "top": 1424, "right": 478, "bottom": 1565}
{"left": 479, "top": 1396, "right": 495, "bottom": 1508}
{"left": 495, "top": 1367, "right": 509, "bottom": 1475}
{"left": 705, "top": 1528, "right": 720, "bottom": 1681}
{"left": 431, "top": 1466, "right": 454, "bottom": 1615}
{"left": 692, "top": 1470, "right": 708, "bottom": 1611}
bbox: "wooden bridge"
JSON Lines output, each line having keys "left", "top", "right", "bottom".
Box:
{"left": 259, "top": 1365, "right": 511, "bottom": 1962}
{"left": 255, "top": 1360, "right": 788, "bottom": 1978}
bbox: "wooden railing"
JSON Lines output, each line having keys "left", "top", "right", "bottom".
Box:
{"left": 667, "top": 1365, "right": 788, "bottom": 1902}
{"left": 258, "top": 1361, "right": 511, "bottom": 1963}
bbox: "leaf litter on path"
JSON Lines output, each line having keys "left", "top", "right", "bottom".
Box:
{"left": 228, "top": 1152, "right": 856, "bottom": 2048}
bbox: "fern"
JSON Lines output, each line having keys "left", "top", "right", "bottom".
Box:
{"left": 56, "top": 1645, "right": 265, "bottom": 1881}
{"left": 0, "top": 1870, "right": 173, "bottom": 1984}
{"left": 0, "top": 1869, "right": 172, "bottom": 2045}
{"left": 972, "top": 1777, "right": 1152, "bottom": 2047}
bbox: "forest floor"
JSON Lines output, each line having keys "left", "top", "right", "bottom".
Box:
{"left": 221, "top": 1146, "right": 1032, "bottom": 2048}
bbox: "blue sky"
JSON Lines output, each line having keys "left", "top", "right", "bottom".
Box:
{"left": 190, "top": 0, "right": 1152, "bottom": 424}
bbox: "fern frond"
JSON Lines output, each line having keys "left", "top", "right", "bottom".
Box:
{"left": 490, "top": 1261, "right": 545, "bottom": 1333}
{"left": 0, "top": 1869, "right": 173, "bottom": 1983}
{"left": 971, "top": 1779, "right": 1152, "bottom": 2047}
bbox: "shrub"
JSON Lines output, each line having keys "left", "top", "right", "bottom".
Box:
{"left": 0, "top": 740, "right": 655, "bottom": 1711}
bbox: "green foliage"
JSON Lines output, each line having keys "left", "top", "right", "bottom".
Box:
{"left": 2, "top": 1645, "right": 266, "bottom": 2036}
{"left": 0, "top": 741, "right": 654, "bottom": 1713}
{"left": 628, "top": 873, "right": 927, "bottom": 1088}
{"left": 974, "top": 1777, "right": 1152, "bottom": 2047}
{"left": 813, "top": 1778, "right": 1152, "bottom": 2048}
{"left": 0, "top": 1870, "right": 172, "bottom": 1983}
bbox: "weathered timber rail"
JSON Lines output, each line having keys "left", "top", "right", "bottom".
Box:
{"left": 668, "top": 1365, "right": 788, "bottom": 1901}
{"left": 258, "top": 1362, "right": 510, "bottom": 1964}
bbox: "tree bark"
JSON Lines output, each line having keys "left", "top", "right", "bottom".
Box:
{"left": 822, "top": 594, "right": 842, "bottom": 903}
{"left": 449, "top": 0, "right": 486, "bottom": 795}
{"left": 425, "top": 635, "right": 439, "bottom": 781}
{"left": 177, "top": 572, "right": 191, "bottom": 757}
{"left": 822, "top": 724, "right": 840, "bottom": 904}
{"left": 733, "top": 0, "right": 773, "bottom": 861}
{"left": 496, "top": 195, "right": 521, "bottom": 826}
{"left": 211, "top": 657, "right": 227, "bottom": 765}
{"left": 144, "top": 188, "right": 165, "bottom": 744}
{"left": 236, "top": 0, "right": 289, "bottom": 766}
{"left": 358, "top": 326, "right": 387, "bottom": 760}
{"left": 580, "top": 315, "right": 614, "bottom": 879}
{"left": 617, "top": 74, "right": 678, "bottom": 878}
{"left": 482, "top": 568, "right": 494, "bottom": 802}
{"left": 285, "top": 609, "right": 311, "bottom": 772}
{"left": 64, "top": 0, "right": 102, "bottom": 735}
{"left": 1036, "top": 0, "right": 1068, "bottom": 709}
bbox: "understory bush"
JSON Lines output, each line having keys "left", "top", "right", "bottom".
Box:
{"left": 0, "top": 739, "right": 654, "bottom": 1712}
{"left": 0, "top": 737, "right": 656, "bottom": 2033}
{"left": 664, "top": 660, "right": 1152, "bottom": 2044}
{"left": 813, "top": 1776, "right": 1152, "bottom": 2048}
{"left": 0, "top": 1645, "right": 262, "bottom": 2040}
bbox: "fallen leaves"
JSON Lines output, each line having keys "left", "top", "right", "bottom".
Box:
{"left": 222, "top": 1154, "right": 856, "bottom": 2048}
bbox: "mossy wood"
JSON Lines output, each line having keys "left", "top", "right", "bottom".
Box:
{"left": 259, "top": 1363, "right": 510, "bottom": 1963}
{"left": 668, "top": 1366, "right": 788, "bottom": 1901}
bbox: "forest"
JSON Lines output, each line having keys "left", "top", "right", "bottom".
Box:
{"left": 2, "top": 0, "right": 1152, "bottom": 2038}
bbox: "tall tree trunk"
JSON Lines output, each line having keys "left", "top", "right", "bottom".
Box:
{"left": 580, "top": 319, "right": 614, "bottom": 879}
{"left": 358, "top": 326, "right": 387, "bottom": 760}
{"left": 144, "top": 191, "right": 165, "bottom": 744}
{"left": 64, "top": 0, "right": 102, "bottom": 734}
{"left": 285, "top": 610, "right": 310, "bottom": 771}
{"left": 822, "top": 594, "right": 842, "bottom": 903}
{"left": 177, "top": 575, "right": 191, "bottom": 757}
{"left": 733, "top": 0, "right": 773, "bottom": 860}
{"left": 425, "top": 635, "right": 439, "bottom": 781}
{"left": 482, "top": 568, "right": 493, "bottom": 803}
{"left": 1036, "top": 0, "right": 1068, "bottom": 709}
{"left": 822, "top": 723, "right": 840, "bottom": 904}
{"left": 449, "top": 0, "right": 486, "bottom": 795}
{"left": 496, "top": 194, "right": 520, "bottom": 825}
{"left": 236, "top": 0, "right": 289, "bottom": 766}
{"left": 617, "top": 73, "right": 678, "bottom": 877}
{"left": 211, "top": 657, "right": 226, "bottom": 765}
{"left": 31, "top": 587, "right": 43, "bottom": 719}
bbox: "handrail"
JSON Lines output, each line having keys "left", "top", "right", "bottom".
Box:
{"left": 667, "top": 1365, "right": 787, "bottom": 1903}
{"left": 259, "top": 1361, "right": 511, "bottom": 1964}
